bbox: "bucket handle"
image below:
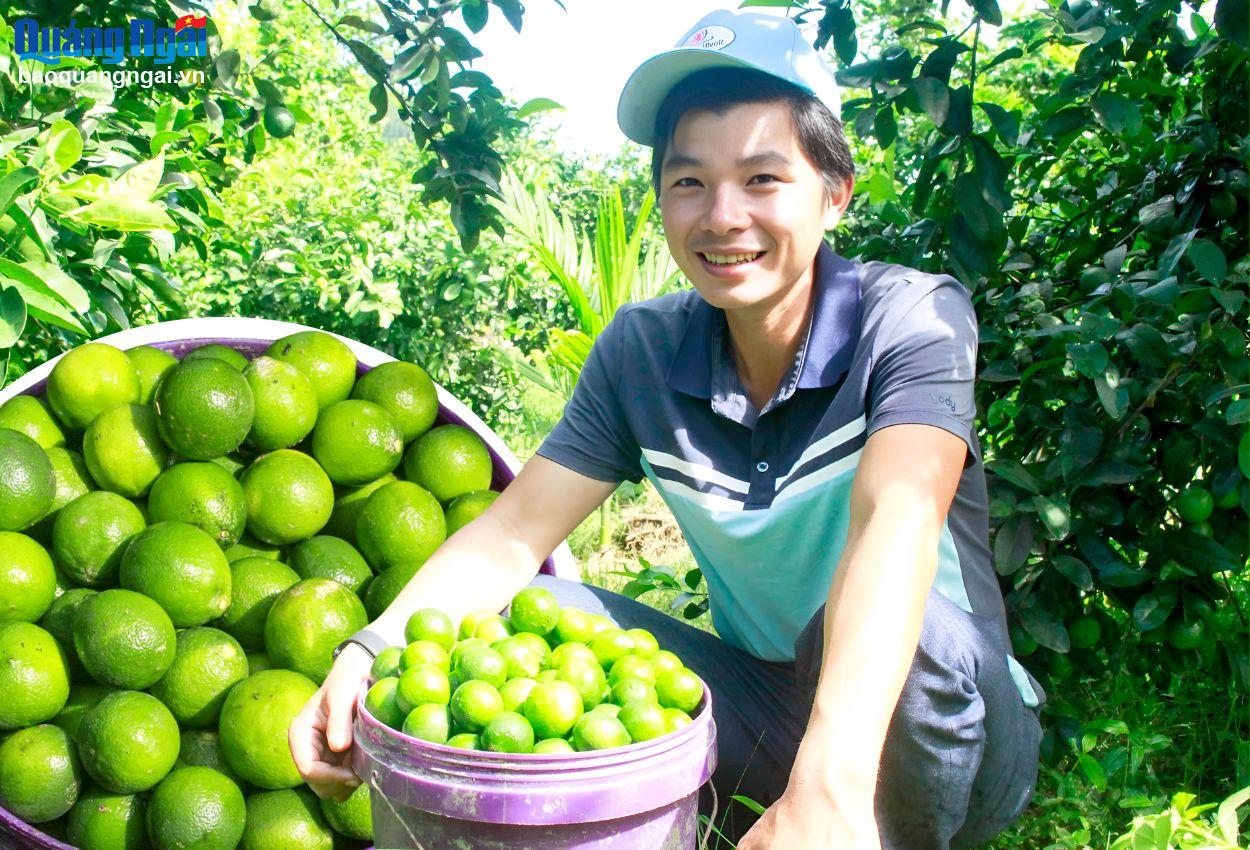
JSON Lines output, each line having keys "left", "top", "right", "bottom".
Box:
{"left": 368, "top": 768, "right": 430, "bottom": 850}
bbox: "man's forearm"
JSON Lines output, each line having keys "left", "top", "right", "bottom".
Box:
{"left": 369, "top": 511, "right": 545, "bottom": 645}
{"left": 790, "top": 496, "right": 941, "bottom": 798}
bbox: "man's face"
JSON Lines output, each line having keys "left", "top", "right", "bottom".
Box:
{"left": 658, "top": 101, "right": 851, "bottom": 312}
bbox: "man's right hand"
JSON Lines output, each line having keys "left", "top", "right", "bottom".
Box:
{"left": 290, "top": 643, "right": 373, "bottom": 802}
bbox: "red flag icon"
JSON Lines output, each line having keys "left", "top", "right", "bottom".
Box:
{"left": 174, "top": 14, "right": 208, "bottom": 31}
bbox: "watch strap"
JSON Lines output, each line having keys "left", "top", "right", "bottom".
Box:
{"left": 333, "top": 627, "right": 392, "bottom": 661}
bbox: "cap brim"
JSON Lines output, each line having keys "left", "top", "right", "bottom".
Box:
{"left": 617, "top": 49, "right": 764, "bottom": 147}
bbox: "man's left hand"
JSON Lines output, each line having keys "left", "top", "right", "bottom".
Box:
{"left": 735, "top": 783, "right": 881, "bottom": 850}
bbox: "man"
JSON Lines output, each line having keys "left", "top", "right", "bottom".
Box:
{"left": 292, "top": 10, "right": 1044, "bottom": 848}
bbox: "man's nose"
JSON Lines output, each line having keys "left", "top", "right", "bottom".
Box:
{"left": 701, "top": 184, "right": 750, "bottom": 235}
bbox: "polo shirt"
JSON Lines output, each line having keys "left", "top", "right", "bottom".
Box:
{"left": 537, "top": 241, "right": 1040, "bottom": 707}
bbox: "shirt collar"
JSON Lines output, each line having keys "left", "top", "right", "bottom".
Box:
{"left": 667, "top": 241, "right": 862, "bottom": 403}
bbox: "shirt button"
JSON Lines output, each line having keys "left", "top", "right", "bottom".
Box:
{"left": 756, "top": 461, "right": 769, "bottom": 473}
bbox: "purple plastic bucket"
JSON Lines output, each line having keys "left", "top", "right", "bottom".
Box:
{"left": 353, "top": 687, "right": 717, "bottom": 850}
{"left": 0, "top": 325, "right": 572, "bottom": 850}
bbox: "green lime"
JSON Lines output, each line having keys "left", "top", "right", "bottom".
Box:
{"left": 0, "top": 395, "right": 65, "bottom": 449}
{"left": 119, "top": 522, "right": 232, "bottom": 627}
{"left": 1010, "top": 623, "right": 1038, "bottom": 656}
{"left": 312, "top": 400, "right": 404, "bottom": 486}
{"left": 241, "top": 450, "right": 334, "bottom": 545}
{"left": 446, "top": 733, "right": 481, "bottom": 750}
{"left": 371, "top": 646, "right": 403, "bottom": 680}
{"left": 364, "top": 678, "right": 405, "bottom": 730}
{"left": 266, "top": 331, "right": 357, "bottom": 412}
{"left": 1068, "top": 616, "right": 1102, "bottom": 651}
{"left": 456, "top": 645, "right": 508, "bottom": 689}
{"left": 0, "top": 724, "right": 82, "bottom": 822}
{"left": 1209, "top": 188, "right": 1238, "bottom": 220}
{"left": 67, "top": 785, "right": 147, "bottom": 850}
{"left": 521, "top": 680, "right": 583, "bottom": 739}
{"left": 619, "top": 701, "right": 668, "bottom": 743}
{"left": 475, "top": 615, "right": 515, "bottom": 643}
{"left": 655, "top": 667, "right": 703, "bottom": 713}
{"left": 216, "top": 556, "right": 300, "bottom": 650}
{"left": 571, "top": 711, "right": 630, "bottom": 751}
{"left": 240, "top": 787, "right": 333, "bottom": 850}
{"left": 219, "top": 669, "right": 318, "bottom": 789}
{"left": 399, "top": 640, "right": 450, "bottom": 674}
{"left": 499, "top": 677, "right": 537, "bottom": 712}
{"left": 449, "top": 637, "right": 489, "bottom": 669}
{"left": 663, "top": 708, "right": 692, "bottom": 733}
{"left": 324, "top": 473, "right": 395, "bottom": 544}
{"left": 547, "top": 641, "right": 597, "bottom": 671}
{"left": 363, "top": 562, "right": 421, "bottom": 620}
{"left": 0, "top": 428, "right": 54, "bottom": 531}
{"left": 625, "top": 628, "right": 659, "bottom": 657}
{"left": 52, "top": 491, "right": 145, "bottom": 587}
{"left": 0, "top": 531, "right": 55, "bottom": 622}
{"left": 289, "top": 535, "right": 372, "bottom": 597}
{"left": 183, "top": 344, "right": 249, "bottom": 371}
{"left": 149, "top": 627, "right": 248, "bottom": 727}
{"left": 493, "top": 638, "right": 541, "bottom": 680}
{"left": 246, "top": 651, "right": 273, "bottom": 674}
{"left": 445, "top": 490, "right": 499, "bottom": 536}
{"left": 126, "top": 345, "right": 177, "bottom": 406}
{"left": 46, "top": 343, "right": 139, "bottom": 431}
{"left": 481, "top": 710, "right": 534, "bottom": 753}
{"left": 511, "top": 632, "right": 552, "bottom": 666}
{"left": 51, "top": 684, "right": 111, "bottom": 740}
{"left": 225, "top": 534, "right": 284, "bottom": 563}
{"left": 555, "top": 607, "right": 597, "bottom": 645}
{"left": 402, "top": 703, "right": 452, "bottom": 744}
{"left": 264, "top": 578, "right": 367, "bottom": 683}
{"left": 405, "top": 608, "right": 456, "bottom": 650}
{"left": 458, "top": 611, "right": 493, "bottom": 640}
{"left": 155, "top": 358, "right": 254, "bottom": 460}
{"left": 148, "top": 462, "right": 247, "bottom": 548}
{"left": 611, "top": 678, "right": 658, "bottom": 707}
{"left": 82, "top": 404, "right": 169, "bottom": 498}
{"left": 396, "top": 664, "right": 451, "bottom": 714}
{"left": 1167, "top": 618, "right": 1205, "bottom": 651}
{"left": 646, "top": 650, "right": 683, "bottom": 679}
{"left": 402, "top": 425, "right": 492, "bottom": 503}
{"left": 532, "top": 737, "right": 575, "bottom": 755}
{"left": 147, "top": 766, "right": 245, "bottom": 850}
{"left": 508, "top": 586, "right": 560, "bottom": 636}
{"left": 449, "top": 680, "right": 504, "bottom": 732}
{"left": 319, "top": 783, "right": 372, "bottom": 841}
{"left": 351, "top": 361, "right": 438, "bottom": 443}
{"left": 0, "top": 622, "right": 68, "bottom": 729}
{"left": 29, "top": 447, "right": 95, "bottom": 540}
{"left": 609, "top": 655, "right": 656, "bottom": 686}
{"left": 242, "top": 355, "right": 318, "bottom": 453}
{"left": 174, "top": 728, "right": 243, "bottom": 787}
{"left": 555, "top": 659, "right": 607, "bottom": 711}
{"left": 355, "top": 480, "right": 446, "bottom": 572}
{"left": 73, "top": 589, "right": 175, "bottom": 690}
{"left": 79, "top": 690, "right": 179, "bottom": 794}
{"left": 1175, "top": 485, "right": 1215, "bottom": 524}
{"left": 1048, "top": 652, "right": 1075, "bottom": 682}
{"left": 41, "top": 589, "right": 96, "bottom": 681}
{"left": 589, "top": 629, "right": 636, "bottom": 670}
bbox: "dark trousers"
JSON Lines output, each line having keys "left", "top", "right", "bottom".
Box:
{"left": 527, "top": 575, "right": 1043, "bottom": 849}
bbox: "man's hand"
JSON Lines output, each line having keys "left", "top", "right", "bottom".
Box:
{"left": 289, "top": 643, "right": 373, "bottom": 801}
{"left": 736, "top": 781, "right": 881, "bottom": 850}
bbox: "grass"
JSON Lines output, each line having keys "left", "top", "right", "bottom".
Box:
{"left": 497, "top": 386, "right": 1248, "bottom": 848}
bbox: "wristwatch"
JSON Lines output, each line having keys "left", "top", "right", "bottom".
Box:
{"left": 332, "top": 628, "right": 392, "bottom": 661}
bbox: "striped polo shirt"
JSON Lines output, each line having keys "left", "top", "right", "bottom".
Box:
{"left": 537, "top": 241, "right": 1040, "bottom": 707}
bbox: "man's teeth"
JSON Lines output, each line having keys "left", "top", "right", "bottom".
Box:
{"left": 703, "top": 252, "right": 762, "bottom": 265}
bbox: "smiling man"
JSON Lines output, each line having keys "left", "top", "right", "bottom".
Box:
{"left": 292, "top": 9, "right": 1044, "bottom": 850}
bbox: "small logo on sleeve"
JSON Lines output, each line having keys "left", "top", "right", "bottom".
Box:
{"left": 931, "top": 393, "right": 956, "bottom": 412}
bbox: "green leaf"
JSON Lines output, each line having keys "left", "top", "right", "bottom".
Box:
{"left": 0, "top": 278, "right": 86, "bottom": 334}
{"left": 0, "top": 168, "right": 38, "bottom": 218}
{"left": 967, "top": 0, "right": 1002, "bottom": 25}
{"left": 116, "top": 155, "right": 165, "bottom": 200}
{"left": 0, "top": 286, "right": 25, "bottom": 348}
{"left": 1227, "top": 399, "right": 1248, "bottom": 426}
{"left": 517, "top": 98, "right": 564, "bottom": 119}
{"left": 72, "top": 195, "right": 177, "bottom": 232}
{"left": 463, "top": 0, "right": 490, "bottom": 33}
{"left": 730, "top": 795, "right": 768, "bottom": 815}
{"left": 993, "top": 514, "right": 1034, "bottom": 575}
{"left": 1032, "top": 495, "right": 1071, "bottom": 540}
{"left": 1053, "top": 556, "right": 1093, "bottom": 591}
{"left": 1066, "top": 342, "right": 1108, "bottom": 379}
{"left": 1187, "top": 239, "right": 1227, "bottom": 284}
{"left": 1132, "top": 588, "right": 1177, "bottom": 631}
{"left": 1216, "top": 787, "right": 1250, "bottom": 842}
{"left": 1094, "top": 364, "right": 1128, "bottom": 420}
{"left": 19, "top": 260, "right": 89, "bottom": 312}
{"left": 368, "top": 82, "right": 388, "bottom": 123}
{"left": 1076, "top": 754, "right": 1107, "bottom": 792}
{"left": 42, "top": 120, "right": 83, "bottom": 177}
{"left": 986, "top": 459, "right": 1040, "bottom": 493}
{"left": 1091, "top": 92, "right": 1142, "bottom": 136}
{"left": 978, "top": 102, "right": 1019, "bottom": 145}
{"left": 912, "top": 77, "right": 951, "bottom": 126}
{"left": 1215, "top": 0, "right": 1249, "bottom": 50}
{"left": 1020, "top": 605, "right": 1069, "bottom": 652}
{"left": 492, "top": 0, "right": 524, "bottom": 32}
{"left": 874, "top": 106, "right": 897, "bottom": 148}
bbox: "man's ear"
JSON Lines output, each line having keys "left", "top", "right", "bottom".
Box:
{"left": 823, "top": 176, "right": 854, "bottom": 231}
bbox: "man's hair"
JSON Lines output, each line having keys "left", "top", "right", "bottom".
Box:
{"left": 650, "top": 66, "right": 854, "bottom": 202}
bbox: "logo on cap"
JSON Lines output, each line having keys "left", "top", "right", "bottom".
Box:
{"left": 683, "top": 25, "right": 735, "bottom": 51}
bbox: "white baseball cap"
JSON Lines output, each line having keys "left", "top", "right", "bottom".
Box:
{"left": 616, "top": 9, "right": 842, "bottom": 148}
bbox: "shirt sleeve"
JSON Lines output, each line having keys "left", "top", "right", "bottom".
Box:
{"left": 535, "top": 311, "right": 644, "bottom": 484}
{"left": 865, "top": 279, "right": 980, "bottom": 468}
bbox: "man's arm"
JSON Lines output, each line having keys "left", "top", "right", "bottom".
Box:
{"left": 739, "top": 421, "right": 967, "bottom": 849}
